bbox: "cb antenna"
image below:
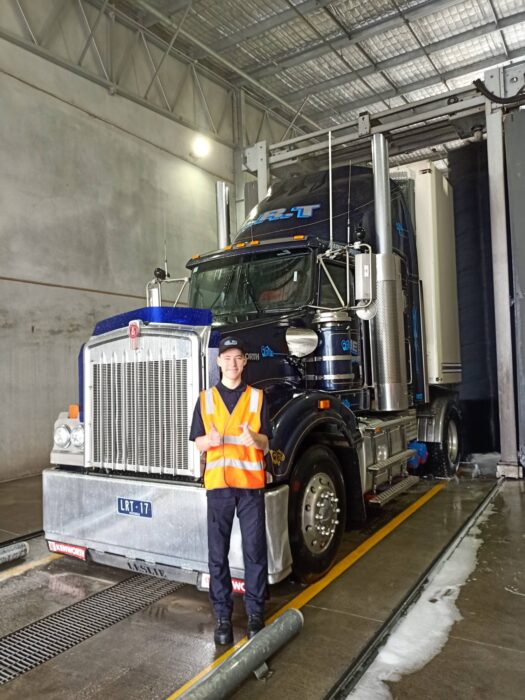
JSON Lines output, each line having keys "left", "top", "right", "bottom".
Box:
{"left": 164, "top": 238, "right": 170, "bottom": 278}
{"left": 328, "top": 130, "right": 333, "bottom": 248}
{"left": 346, "top": 160, "right": 352, "bottom": 245}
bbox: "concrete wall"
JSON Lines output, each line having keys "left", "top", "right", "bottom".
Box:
{"left": 0, "top": 38, "right": 234, "bottom": 482}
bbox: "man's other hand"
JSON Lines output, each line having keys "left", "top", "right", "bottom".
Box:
{"left": 239, "top": 422, "right": 257, "bottom": 447}
{"left": 208, "top": 422, "right": 222, "bottom": 447}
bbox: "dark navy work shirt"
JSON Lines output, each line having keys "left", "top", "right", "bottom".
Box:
{"left": 189, "top": 381, "right": 272, "bottom": 441}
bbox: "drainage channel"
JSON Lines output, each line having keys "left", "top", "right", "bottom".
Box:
{"left": 0, "top": 574, "right": 185, "bottom": 685}
{"left": 324, "top": 478, "right": 503, "bottom": 699}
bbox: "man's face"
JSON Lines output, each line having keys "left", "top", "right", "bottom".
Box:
{"left": 217, "top": 349, "right": 247, "bottom": 382}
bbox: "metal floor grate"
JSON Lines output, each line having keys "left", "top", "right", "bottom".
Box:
{"left": 0, "top": 574, "right": 185, "bottom": 685}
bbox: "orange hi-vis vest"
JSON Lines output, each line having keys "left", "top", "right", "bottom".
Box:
{"left": 200, "top": 385, "right": 266, "bottom": 490}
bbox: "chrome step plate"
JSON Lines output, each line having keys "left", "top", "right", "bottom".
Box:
{"left": 367, "top": 449, "right": 417, "bottom": 474}
{"left": 367, "top": 475, "right": 420, "bottom": 506}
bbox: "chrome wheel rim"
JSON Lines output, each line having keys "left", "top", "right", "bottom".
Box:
{"left": 447, "top": 419, "right": 459, "bottom": 466}
{"left": 301, "top": 472, "right": 340, "bottom": 554}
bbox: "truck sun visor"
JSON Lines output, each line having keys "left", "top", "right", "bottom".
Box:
{"left": 92, "top": 306, "right": 212, "bottom": 336}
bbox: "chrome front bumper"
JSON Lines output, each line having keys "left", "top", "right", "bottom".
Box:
{"left": 43, "top": 469, "right": 292, "bottom": 584}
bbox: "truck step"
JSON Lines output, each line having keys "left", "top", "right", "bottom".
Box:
{"left": 367, "top": 448, "right": 416, "bottom": 474}
{"left": 367, "top": 475, "right": 420, "bottom": 506}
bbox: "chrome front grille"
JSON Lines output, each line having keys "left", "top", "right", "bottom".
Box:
{"left": 87, "top": 332, "right": 198, "bottom": 477}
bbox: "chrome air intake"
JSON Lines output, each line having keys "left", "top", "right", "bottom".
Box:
{"left": 307, "top": 311, "right": 361, "bottom": 392}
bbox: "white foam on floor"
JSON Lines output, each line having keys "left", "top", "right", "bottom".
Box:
{"left": 468, "top": 453, "right": 500, "bottom": 466}
{"left": 348, "top": 504, "right": 496, "bottom": 700}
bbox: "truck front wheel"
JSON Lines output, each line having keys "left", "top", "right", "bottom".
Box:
{"left": 289, "top": 445, "right": 346, "bottom": 584}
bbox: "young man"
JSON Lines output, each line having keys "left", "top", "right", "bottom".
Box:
{"left": 189, "top": 336, "right": 271, "bottom": 645}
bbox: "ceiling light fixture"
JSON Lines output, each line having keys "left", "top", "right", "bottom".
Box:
{"left": 191, "top": 135, "right": 211, "bottom": 159}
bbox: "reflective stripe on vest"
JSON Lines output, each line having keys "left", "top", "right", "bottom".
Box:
{"left": 206, "top": 457, "right": 264, "bottom": 471}
{"left": 200, "top": 385, "right": 265, "bottom": 490}
{"left": 204, "top": 388, "right": 214, "bottom": 415}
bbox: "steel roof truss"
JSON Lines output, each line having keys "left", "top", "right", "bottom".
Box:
{"left": 14, "top": 0, "right": 37, "bottom": 45}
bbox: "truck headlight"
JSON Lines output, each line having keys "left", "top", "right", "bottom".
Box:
{"left": 71, "top": 425, "right": 85, "bottom": 449}
{"left": 54, "top": 424, "right": 71, "bottom": 449}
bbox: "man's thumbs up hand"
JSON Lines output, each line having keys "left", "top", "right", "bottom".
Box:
{"left": 208, "top": 422, "right": 222, "bottom": 447}
{"left": 239, "top": 421, "right": 256, "bottom": 447}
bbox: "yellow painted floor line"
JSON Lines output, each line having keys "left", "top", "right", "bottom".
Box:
{"left": 167, "top": 482, "right": 445, "bottom": 699}
{"left": 0, "top": 553, "right": 63, "bottom": 583}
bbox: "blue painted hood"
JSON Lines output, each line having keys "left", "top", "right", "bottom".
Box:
{"left": 93, "top": 306, "right": 212, "bottom": 336}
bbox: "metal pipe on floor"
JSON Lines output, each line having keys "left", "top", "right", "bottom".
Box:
{"left": 0, "top": 542, "right": 29, "bottom": 566}
{"left": 181, "top": 609, "right": 304, "bottom": 700}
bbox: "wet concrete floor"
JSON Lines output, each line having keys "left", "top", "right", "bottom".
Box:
{"left": 0, "top": 476, "right": 521, "bottom": 699}
{"left": 381, "top": 478, "right": 525, "bottom": 700}
{"left": 231, "top": 477, "right": 500, "bottom": 700}
{"left": 0, "top": 474, "right": 42, "bottom": 544}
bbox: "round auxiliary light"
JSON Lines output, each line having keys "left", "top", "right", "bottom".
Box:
{"left": 70, "top": 425, "right": 85, "bottom": 449}
{"left": 54, "top": 424, "right": 71, "bottom": 449}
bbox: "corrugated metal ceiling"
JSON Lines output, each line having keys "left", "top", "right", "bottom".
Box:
{"left": 125, "top": 0, "right": 525, "bottom": 143}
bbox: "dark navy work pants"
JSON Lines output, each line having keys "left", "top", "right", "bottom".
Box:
{"left": 206, "top": 488, "right": 268, "bottom": 619}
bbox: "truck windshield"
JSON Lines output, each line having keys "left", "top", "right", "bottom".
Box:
{"left": 189, "top": 249, "right": 313, "bottom": 318}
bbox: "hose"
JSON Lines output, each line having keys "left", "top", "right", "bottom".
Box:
{"left": 473, "top": 78, "right": 525, "bottom": 105}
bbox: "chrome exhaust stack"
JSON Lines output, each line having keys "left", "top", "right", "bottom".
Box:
{"left": 371, "top": 134, "right": 408, "bottom": 411}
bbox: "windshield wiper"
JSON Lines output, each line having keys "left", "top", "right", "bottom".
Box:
{"left": 243, "top": 268, "right": 262, "bottom": 315}
{"left": 209, "top": 267, "right": 235, "bottom": 311}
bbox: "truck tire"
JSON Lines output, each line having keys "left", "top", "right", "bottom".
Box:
{"left": 289, "top": 445, "right": 346, "bottom": 584}
{"left": 427, "top": 404, "right": 462, "bottom": 477}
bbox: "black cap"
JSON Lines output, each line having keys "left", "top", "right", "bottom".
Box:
{"left": 218, "top": 336, "right": 246, "bottom": 355}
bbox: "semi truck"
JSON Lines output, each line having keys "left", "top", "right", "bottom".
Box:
{"left": 44, "top": 134, "right": 462, "bottom": 586}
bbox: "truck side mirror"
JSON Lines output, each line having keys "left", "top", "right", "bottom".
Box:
{"left": 285, "top": 327, "right": 318, "bottom": 358}
{"left": 354, "top": 251, "right": 377, "bottom": 320}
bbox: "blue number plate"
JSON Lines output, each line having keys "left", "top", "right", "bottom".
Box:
{"left": 117, "top": 498, "right": 152, "bottom": 518}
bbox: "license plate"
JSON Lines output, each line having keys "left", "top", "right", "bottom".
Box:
{"left": 117, "top": 498, "right": 152, "bottom": 518}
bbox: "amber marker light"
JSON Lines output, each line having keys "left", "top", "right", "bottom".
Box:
{"left": 249, "top": 240, "right": 260, "bottom": 245}
{"left": 224, "top": 244, "right": 233, "bottom": 250}
{"left": 69, "top": 404, "right": 79, "bottom": 419}
{"left": 293, "top": 234, "right": 306, "bottom": 240}
{"left": 235, "top": 242, "right": 246, "bottom": 248}
{"left": 191, "top": 254, "right": 200, "bottom": 260}
{"left": 318, "top": 399, "right": 331, "bottom": 410}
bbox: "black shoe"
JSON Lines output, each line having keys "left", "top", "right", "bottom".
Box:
{"left": 247, "top": 614, "right": 264, "bottom": 639}
{"left": 214, "top": 618, "right": 233, "bottom": 645}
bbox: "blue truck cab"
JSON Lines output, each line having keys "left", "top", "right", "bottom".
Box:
{"left": 44, "top": 162, "right": 462, "bottom": 585}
